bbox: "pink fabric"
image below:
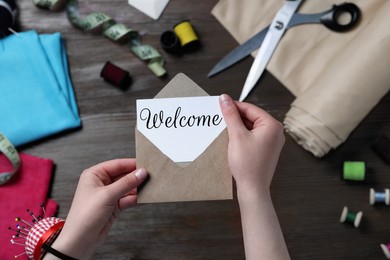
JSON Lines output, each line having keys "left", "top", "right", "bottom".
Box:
{"left": 0, "top": 153, "right": 58, "bottom": 260}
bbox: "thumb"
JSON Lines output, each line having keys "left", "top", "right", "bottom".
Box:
{"left": 219, "top": 94, "right": 246, "bottom": 138}
{"left": 107, "top": 168, "right": 148, "bottom": 199}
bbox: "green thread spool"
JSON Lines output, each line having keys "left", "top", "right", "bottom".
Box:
{"left": 340, "top": 206, "right": 363, "bottom": 228}
{"left": 346, "top": 212, "right": 357, "bottom": 223}
{"left": 343, "top": 161, "right": 366, "bottom": 181}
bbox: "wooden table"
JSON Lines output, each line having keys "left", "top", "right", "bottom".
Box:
{"left": 18, "top": 0, "right": 390, "bottom": 259}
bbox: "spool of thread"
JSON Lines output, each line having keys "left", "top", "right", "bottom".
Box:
{"left": 343, "top": 161, "right": 366, "bottom": 181}
{"left": 381, "top": 243, "right": 390, "bottom": 259}
{"left": 173, "top": 20, "right": 201, "bottom": 52}
{"left": 160, "top": 30, "right": 182, "bottom": 55}
{"left": 0, "top": 0, "right": 16, "bottom": 36}
{"left": 100, "top": 61, "right": 132, "bottom": 90}
{"left": 370, "top": 188, "right": 390, "bottom": 206}
{"left": 372, "top": 135, "right": 390, "bottom": 164}
{"left": 340, "top": 206, "right": 363, "bottom": 228}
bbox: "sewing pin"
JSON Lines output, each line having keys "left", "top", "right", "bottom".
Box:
{"left": 14, "top": 252, "right": 27, "bottom": 258}
{"left": 7, "top": 27, "right": 18, "bottom": 36}
{"left": 12, "top": 232, "right": 26, "bottom": 238}
{"left": 8, "top": 227, "right": 28, "bottom": 236}
{"left": 15, "top": 216, "right": 34, "bottom": 228}
{"left": 16, "top": 224, "right": 30, "bottom": 232}
{"left": 27, "top": 209, "right": 39, "bottom": 222}
{"left": 40, "top": 202, "right": 46, "bottom": 218}
{"left": 12, "top": 235, "right": 25, "bottom": 240}
{"left": 10, "top": 239, "right": 25, "bottom": 246}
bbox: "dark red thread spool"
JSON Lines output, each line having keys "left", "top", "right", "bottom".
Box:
{"left": 100, "top": 61, "right": 132, "bottom": 90}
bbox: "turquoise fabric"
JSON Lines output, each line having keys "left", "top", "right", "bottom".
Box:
{"left": 0, "top": 30, "right": 81, "bottom": 147}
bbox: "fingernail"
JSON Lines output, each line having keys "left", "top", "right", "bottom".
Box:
{"left": 135, "top": 168, "right": 148, "bottom": 180}
{"left": 220, "top": 94, "right": 231, "bottom": 105}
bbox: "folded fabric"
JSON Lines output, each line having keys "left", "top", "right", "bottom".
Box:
{"left": 212, "top": 0, "right": 390, "bottom": 157}
{"left": 0, "top": 153, "right": 58, "bottom": 260}
{"left": 0, "top": 30, "right": 81, "bottom": 147}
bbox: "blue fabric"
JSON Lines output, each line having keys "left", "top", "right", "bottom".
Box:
{"left": 0, "top": 30, "right": 81, "bottom": 147}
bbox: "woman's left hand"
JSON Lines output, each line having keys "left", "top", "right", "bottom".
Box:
{"left": 45, "top": 158, "right": 148, "bottom": 260}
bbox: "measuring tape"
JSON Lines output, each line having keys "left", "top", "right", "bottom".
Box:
{"left": 33, "top": 0, "right": 166, "bottom": 77}
{"left": 0, "top": 132, "right": 20, "bottom": 185}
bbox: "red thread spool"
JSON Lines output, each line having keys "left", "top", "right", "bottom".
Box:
{"left": 100, "top": 61, "right": 132, "bottom": 90}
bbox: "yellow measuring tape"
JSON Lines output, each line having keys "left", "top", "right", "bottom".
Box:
{"left": 0, "top": 132, "right": 20, "bottom": 185}
{"left": 33, "top": 0, "right": 166, "bottom": 77}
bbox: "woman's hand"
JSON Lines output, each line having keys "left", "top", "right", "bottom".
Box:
{"left": 219, "top": 94, "right": 285, "bottom": 196}
{"left": 219, "top": 94, "right": 290, "bottom": 260}
{"left": 45, "top": 158, "right": 148, "bottom": 260}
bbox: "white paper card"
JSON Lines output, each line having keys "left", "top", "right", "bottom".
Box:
{"left": 137, "top": 96, "right": 226, "bottom": 163}
{"left": 128, "top": 0, "right": 170, "bottom": 20}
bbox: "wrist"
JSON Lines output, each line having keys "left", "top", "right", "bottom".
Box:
{"left": 43, "top": 226, "right": 89, "bottom": 260}
{"left": 236, "top": 179, "right": 270, "bottom": 197}
{"left": 236, "top": 183, "right": 272, "bottom": 206}
{"left": 43, "top": 243, "right": 80, "bottom": 260}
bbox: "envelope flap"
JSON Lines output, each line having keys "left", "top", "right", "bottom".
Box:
{"left": 154, "top": 73, "right": 209, "bottom": 98}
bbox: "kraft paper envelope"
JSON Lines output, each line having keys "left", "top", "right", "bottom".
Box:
{"left": 136, "top": 73, "right": 232, "bottom": 203}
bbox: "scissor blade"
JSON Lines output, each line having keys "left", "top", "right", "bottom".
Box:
{"left": 239, "top": 33, "right": 282, "bottom": 101}
{"left": 208, "top": 26, "right": 269, "bottom": 78}
{"left": 239, "top": 0, "right": 303, "bottom": 101}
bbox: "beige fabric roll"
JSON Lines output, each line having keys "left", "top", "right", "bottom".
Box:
{"left": 212, "top": 0, "right": 390, "bottom": 157}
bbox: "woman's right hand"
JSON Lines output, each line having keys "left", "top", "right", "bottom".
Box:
{"left": 219, "top": 94, "right": 285, "bottom": 197}
{"left": 219, "top": 94, "right": 290, "bottom": 260}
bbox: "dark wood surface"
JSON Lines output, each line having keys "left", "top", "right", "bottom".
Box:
{"left": 17, "top": 0, "right": 390, "bottom": 259}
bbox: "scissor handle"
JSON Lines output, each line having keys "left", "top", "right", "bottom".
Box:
{"left": 320, "top": 3, "right": 360, "bottom": 32}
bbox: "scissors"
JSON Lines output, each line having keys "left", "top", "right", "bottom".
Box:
{"left": 208, "top": 1, "right": 360, "bottom": 101}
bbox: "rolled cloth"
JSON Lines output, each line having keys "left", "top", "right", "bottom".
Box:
{"left": 212, "top": 0, "right": 390, "bottom": 157}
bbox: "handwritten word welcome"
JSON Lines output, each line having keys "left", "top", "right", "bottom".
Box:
{"left": 139, "top": 107, "right": 223, "bottom": 129}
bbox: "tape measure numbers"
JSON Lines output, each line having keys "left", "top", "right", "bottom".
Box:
{"left": 34, "top": 0, "right": 166, "bottom": 77}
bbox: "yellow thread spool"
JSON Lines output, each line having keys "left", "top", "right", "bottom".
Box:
{"left": 173, "top": 20, "right": 200, "bottom": 51}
